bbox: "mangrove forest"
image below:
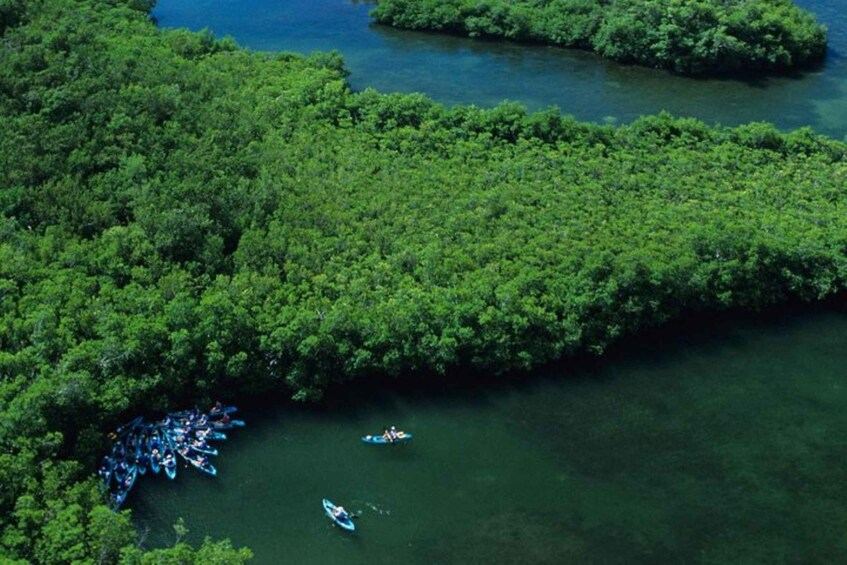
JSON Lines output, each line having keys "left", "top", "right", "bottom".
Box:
{"left": 0, "top": 0, "right": 845, "bottom": 562}
{"left": 371, "top": 0, "right": 828, "bottom": 74}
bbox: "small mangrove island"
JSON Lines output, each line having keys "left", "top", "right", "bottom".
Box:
{"left": 371, "top": 0, "right": 828, "bottom": 74}
{"left": 0, "top": 0, "right": 845, "bottom": 562}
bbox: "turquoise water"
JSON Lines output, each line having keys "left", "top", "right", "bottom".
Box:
{"left": 131, "top": 305, "right": 847, "bottom": 563}
{"left": 153, "top": 0, "right": 847, "bottom": 137}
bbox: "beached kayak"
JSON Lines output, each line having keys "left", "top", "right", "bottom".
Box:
{"left": 323, "top": 499, "right": 355, "bottom": 531}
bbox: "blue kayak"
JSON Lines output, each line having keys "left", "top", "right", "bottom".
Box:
{"left": 114, "top": 463, "right": 137, "bottom": 492}
{"left": 188, "top": 443, "right": 218, "bottom": 456}
{"left": 362, "top": 432, "right": 412, "bottom": 445}
{"left": 137, "top": 454, "right": 149, "bottom": 475}
{"left": 209, "top": 405, "right": 238, "bottom": 417}
{"left": 124, "top": 432, "right": 142, "bottom": 462}
{"left": 205, "top": 429, "right": 227, "bottom": 441}
{"left": 212, "top": 419, "right": 245, "bottom": 430}
{"left": 149, "top": 451, "right": 161, "bottom": 474}
{"left": 99, "top": 457, "right": 114, "bottom": 485}
{"left": 147, "top": 432, "right": 163, "bottom": 474}
{"left": 163, "top": 440, "right": 177, "bottom": 480}
{"left": 110, "top": 489, "right": 128, "bottom": 509}
{"left": 164, "top": 456, "right": 177, "bottom": 480}
{"left": 188, "top": 458, "right": 217, "bottom": 476}
{"left": 176, "top": 425, "right": 227, "bottom": 442}
{"left": 116, "top": 416, "right": 143, "bottom": 437}
{"left": 323, "top": 499, "right": 355, "bottom": 531}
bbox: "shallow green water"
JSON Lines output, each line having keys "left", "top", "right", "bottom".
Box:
{"left": 153, "top": 0, "right": 847, "bottom": 137}
{"left": 131, "top": 305, "right": 847, "bottom": 563}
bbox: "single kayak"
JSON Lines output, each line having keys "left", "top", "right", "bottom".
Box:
{"left": 163, "top": 442, "right": 177, "bottom": 480}
{"left": 113, "top": 463, "right": 137, "bottom": 492}
{"left": 212, "top": 419, "right": 245, "bottom": 430}
{"left": 323, "top": 499, "right": 355, "bottom": 531}
{"left": 188, "top": 458, "right": 217, "bottom": 476}
{"left": 98, "top": 457, "right": 114, "bottom": 485}
{"left": 137, "top": 453, "right": 149, "bottom": 475}
{"left": 147, "top": 433, "right": 163, "bottom": 474}
{"left": 209, "top": 405, "right": 238, "bottom": 417}
{"left": 203, "top": 429, "right": 227, "bottom": 441}
{"left": 116, "top": 416, "right": 143, "bottom": 437}
{"left": 362, "top": 432, "right": 412, "bottom": 445}
{"left": 110, "top": 489, "right": 128, "bottom": 509}
{"left": 188, "top": 443, "right": 218, "bottom": 456}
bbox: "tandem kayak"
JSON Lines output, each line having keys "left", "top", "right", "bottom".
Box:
{"left": 323, "top": 499, "right": 355, "bottom": 531}
{"left": 361, "top": 432, "right": 412, "bottom": 445}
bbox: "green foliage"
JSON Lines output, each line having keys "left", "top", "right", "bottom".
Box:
{"left": 118, "top": 518, "right": 253, "bottom": 564}
{"left": 371, "top": 0, "right": 828, "bottom": 74}
{"left": 120, "top": 538, "right": 253, "bottom": 564}
{"left": 1, "top": 0, "right": 846, "bottom": 561}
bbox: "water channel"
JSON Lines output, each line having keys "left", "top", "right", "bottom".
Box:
{"left": 132, "top": 304, "right": 847, "bottom": 563}
{"left": 134, "top": 2, "right": 847, "bottom": 562}
{"left": 152, "top": 0, "right": 847, "bottom": 137}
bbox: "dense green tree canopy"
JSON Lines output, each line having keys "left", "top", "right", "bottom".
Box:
{"left": 371, "top": 0, "right": 828, "bottom": 74}
{"left": 0, "top": 0, "right": 845, "bottom": 561}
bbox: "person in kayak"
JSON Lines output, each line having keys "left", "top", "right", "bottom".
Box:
{"left": 332, "top": 506, "right": 349, "bottom": 521}
{"left": 383, "top": 426, "right": 406, "bottom": 441}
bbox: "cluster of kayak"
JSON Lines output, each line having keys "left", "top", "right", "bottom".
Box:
{"left": 325, "top": 426, "right": 412, "bottom": 532}
{"left": 99, "top": 403, "right": 245, "bottom": 509}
